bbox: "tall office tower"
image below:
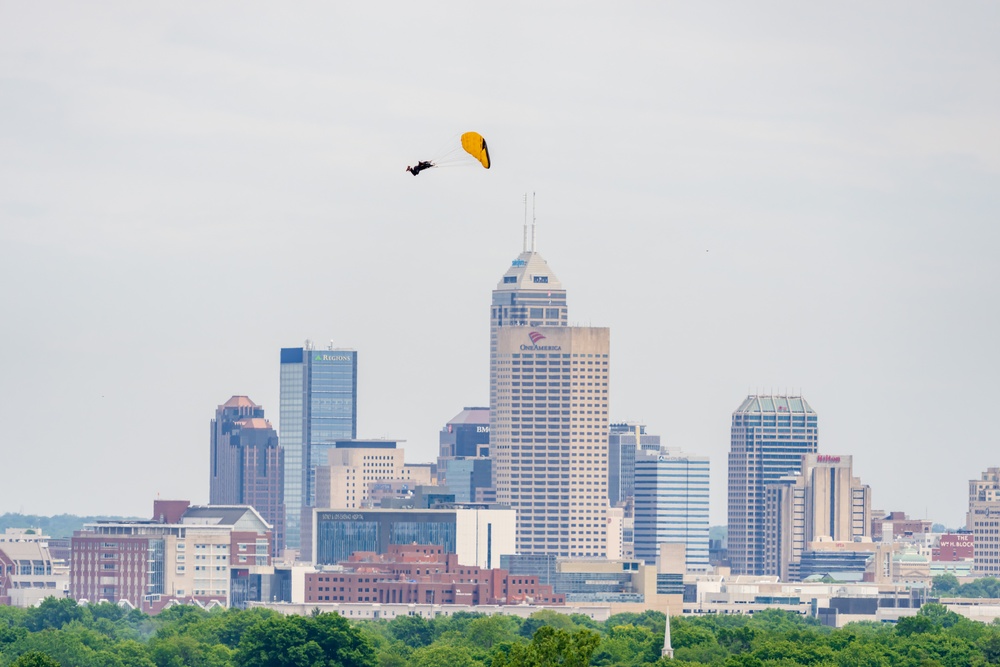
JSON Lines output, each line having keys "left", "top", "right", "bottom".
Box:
{"left": 633, "top": 447, "right": 711, "bottom": 571}
{"left": 279, "top": 342, "right": 358, "bottom": 552}
{"left": 762, "top": 453, "right": 870, "bottom": 580}
{"left": 492, "top": 325, "right": 610, "bottom": 557}
{"left": 209, "top": 396, "right": 285, "bottom": 555}
{"left": 727, "top": 395, "right": 818, "bottom": 575}
{"left": 490, "top": 246, "right": 568, "bottom": 391}
{"left": 968, "top": 467, "right": 1000, "bottom": 576}
{"left": 438, "top": 407, "right": 493, "bottom": 503}
{"left": 608, "top": 422, "right": 662, "bottom": 507}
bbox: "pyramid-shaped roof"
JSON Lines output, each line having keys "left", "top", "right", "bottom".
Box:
{"left": 495, "top": 251, "right": 564, "bottom": 292}
{"left": 220, "top": 395, "right": 259, "bottom": 409}
{"left": 447, "top": 407, "right": 489, "bottom": 426}
{"left": 235, "top": 417, "right": 273, "bottom": 430}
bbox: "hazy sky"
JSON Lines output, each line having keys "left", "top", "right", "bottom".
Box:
{"left": 2, "top": 3, "right": 998, "bottom": 528}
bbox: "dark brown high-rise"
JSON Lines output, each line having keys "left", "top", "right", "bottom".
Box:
{"left": 210, "top": 396, "right": 284, "bottom": 555}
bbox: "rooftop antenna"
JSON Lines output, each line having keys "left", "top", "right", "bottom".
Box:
{"left": 531, "top": 191, "right": 537, "bottom": 252}
{"left": 522, "top": 193, "right": 528, "bottom": 253}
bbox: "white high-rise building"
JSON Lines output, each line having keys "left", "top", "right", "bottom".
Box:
{"left": 492, "top": 325, "right": 610, "bottom": 557}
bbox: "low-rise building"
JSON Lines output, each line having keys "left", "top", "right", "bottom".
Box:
{"left": 0, "top": 531, "right": 67, "bottom": 607}
{"left": 872, "top": 511, "right": 932, "bottom": 542}
{"left": 70, "top": 500, "right": 273, "bottom": 613}
{"left": 502, "top": 553, "right": 681, "bottom": 616}
{"left": 303, "top": 543, "right": 562, "bottom": 606}
{"left": 934, "top": 533, "right": 974, "bottom": 562}
{"left": 311, "top": 506, "right": 515, "bottom": 569}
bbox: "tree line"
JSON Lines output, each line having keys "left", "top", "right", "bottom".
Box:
{"left": 2, "top": 597, "right": 1000, "bottom": 666}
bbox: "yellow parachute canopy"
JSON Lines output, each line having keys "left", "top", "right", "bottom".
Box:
{"left": 461, "top": 132, "right": 491, "bottom": 169}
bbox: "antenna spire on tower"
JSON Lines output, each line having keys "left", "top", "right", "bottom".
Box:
{"left": 531, "top": 191, "right": 537, "bottom": 252}
{"left": 522, "top": 193, "right": 528, "bottom": 253}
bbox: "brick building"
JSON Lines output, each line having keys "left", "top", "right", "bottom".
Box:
{"left": 934, "top": 534, "right": 974, "bottom": 562}
{"left": 303, "top": 543, "right": 563, "bottom": 606}
{"left": 871, "top": 512, "right": 932, "bottom": 541}
{"left": 71, "top": 500, "right": 272, "bottom": 613}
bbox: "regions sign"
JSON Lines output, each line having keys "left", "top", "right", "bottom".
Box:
{"left": 314, "top": 354, "right": 352, "bottom": 362}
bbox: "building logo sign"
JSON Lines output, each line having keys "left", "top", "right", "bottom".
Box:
{"left": 477, "top": 426, "right": 489, "bottom": 433}
{"left": 314, "top": 354, "right": 352, "bottom": 362}
{"left": 521, "top": 331, "right": 561, "bottom": 351}
{"left": 817, "top": 455, "right": 842, "bottom": 463}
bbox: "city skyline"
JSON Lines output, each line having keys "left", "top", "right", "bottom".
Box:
{"left": 2, "top": 4, "right": 998, "bottom": 528}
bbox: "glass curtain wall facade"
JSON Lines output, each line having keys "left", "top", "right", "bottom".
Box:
{"left": 633, "top": 449, "right": 710, "bottom": 571}
{"left": 280, "top": 344, "right": 358, "bottom": 551}
{"left": 608, "top": 423, "right": 662, "bottom": 506}
{"left": 727, "top": 395, "right": 818, "bottom": 576}
{"left": 314, "top": 510, "right": 458, "bottom": 565}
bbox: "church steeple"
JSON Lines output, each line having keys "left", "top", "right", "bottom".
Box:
{"left": 662, "top": 614, "right": 674, "bottom": 659}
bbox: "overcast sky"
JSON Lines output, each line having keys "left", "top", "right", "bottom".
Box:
{"left": 2, "top": 2, "right": 998, "bottom": 528}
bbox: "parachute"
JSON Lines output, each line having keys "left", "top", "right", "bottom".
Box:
{"left": 406, "top": 131, "right": 490, "bottom": 175}
{"left": 460, "top": 132, "right": 490, "bottom": 169}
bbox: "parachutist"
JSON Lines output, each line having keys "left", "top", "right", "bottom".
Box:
{"left": 406, "top": 161, "right": 434, "bottom": 176}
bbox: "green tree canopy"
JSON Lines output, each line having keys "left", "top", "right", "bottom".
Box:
{"left": 490, "top": 626, "right": 599, "bottom": 667}
{"left": 387, "top": 614, "right": 433, "bottom": 648}
{"left": 933, "top": 574, "right": 960, "bottom": 595}
{"left": 10, "top": 651, "right": 61, "bottom": 667}
{"left": 235, "top": 611, "right": 375, "bottom": 667}
{"left": 410, "top": 643, "right": 483, "bottom": 667}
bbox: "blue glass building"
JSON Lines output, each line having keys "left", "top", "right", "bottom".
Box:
{"left": 608, "top": 422, "right": 662, "bottom": 507}
{"left": 280, "top": 344, "right": 358, "bottom": 551}
{"left": 633, "top": 448, "right": 710, "bottom": 571}
{"left": 437, "top": 407, "right": 494, "bottom": 503}
{"left": 727, "top": 395, "right": 818, "bottom": 576}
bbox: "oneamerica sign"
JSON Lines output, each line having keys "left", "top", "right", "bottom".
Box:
{"left": 520, "top": 331, "right": 562, "bottom": 351}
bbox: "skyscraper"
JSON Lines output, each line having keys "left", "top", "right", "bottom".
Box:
{"left": 762, "top": 453, "right": 870, "bottom": 580}
{"left": 489, "top": 240, "right": 610, "bottom": 557}
{"left": 634, "top": 447, "right": 710, "bottom": 571}
{"left": 727, "top": 395, "right": 818, "bottom": 576}
{"left": 968, "top": 467, "right": 1000, "bottom": 576}
{"left": 493, "top": 326, "right": 610, "bottom": 557}
{"left": 279, "top": 342, "right": 358, "bottom": 552}
{"left": 209, "top": 396, "right": 284, "bottom": 555}
{"left": 608, "top": 422, "right": 662, "bottom": 507}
